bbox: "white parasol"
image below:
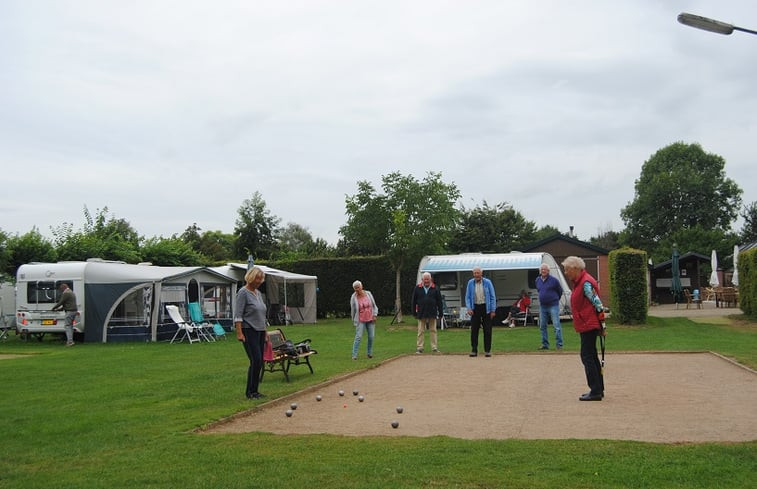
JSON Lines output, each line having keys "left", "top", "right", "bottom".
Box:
{"left": 732, "top": 245, "right": 739, "bottom": 286}
{"left": 709, "top": 249, "right": 720, "bottom": 287}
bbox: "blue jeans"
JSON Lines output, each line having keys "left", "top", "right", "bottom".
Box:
{"left": 352, "top": 321, "right": 375, "bottom": 358}
{"left": 539, "top": 303, "right": 563, "bottom": 348}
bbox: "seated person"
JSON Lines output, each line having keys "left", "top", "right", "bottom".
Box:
{"left": 502, "top": 290, "right": 531, "bottom": 327}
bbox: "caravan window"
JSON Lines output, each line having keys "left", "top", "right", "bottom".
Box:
{"left": 433, "top": 272, "right": 457, "bottom": 290}
{"left": 26, "top": 280, "right": 74, "bottom": 304}
{"left": 108, "top": 286, "right": 152, "bottom": 328}
{"left": 201, "top": 284, "right": 232, "bottom": 319}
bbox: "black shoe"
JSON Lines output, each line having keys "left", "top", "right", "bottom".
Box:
{"left": 469, "top": 352, "right": 477, "bottom": 357}
{"left": 249, "top": 392, "right": 266, "bottom": 400}
{"left": 579, "top": 392, "right": 602, "bottom": 401}
{"left": 538, "top": 346, "right": 549, "bottom": 350}
{"left": 485, "top": 352, "right": 491, "bottom": 357}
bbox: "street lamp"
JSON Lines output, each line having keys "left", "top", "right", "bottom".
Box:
{"left": 678, "top": 12, "right": 757, "bottom": 36}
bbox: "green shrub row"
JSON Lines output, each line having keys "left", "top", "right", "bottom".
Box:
{"left": 738, "top": 248, "right": 756, "bottom": 317}
{"left": 267, "top": 256, "right": 418, "bottom": 318}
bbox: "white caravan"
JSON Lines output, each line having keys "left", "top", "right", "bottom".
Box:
{"left": 15, "top": 260, "right": 236, "bottom": 342}
{"left": 416, "top": 252, "right": 572, "bottom": 324}
{"left": 15, "top": 262, "right": 85, "bottom": 339}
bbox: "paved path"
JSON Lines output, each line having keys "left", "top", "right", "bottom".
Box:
{"left": 648, "top": 302, "right": 741, "bottom": 318}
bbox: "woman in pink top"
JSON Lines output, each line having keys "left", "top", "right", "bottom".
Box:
{"left": 349, "top": 280, "right": 378, "bottom": 360}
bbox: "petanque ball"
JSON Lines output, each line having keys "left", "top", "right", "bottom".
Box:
{"left": 391, "top": 421, "right": 399, "bottom": 429}
{"left": 316, "top": 395, "right": 322, "bottom": 401}
{"left": 285, "top": 410, "right": 293, "bottom": 417}
{"left": 396, "top": 406, "right": 404, "bottom": 414}
{"left": 358, "top": 395, "right": 365, "bottom": 402}
{"left": 338, "top": 390, "right": 345, "bottom": 397}
{"left": 353, "top": 390, "right": 359, "bottom": 396}
{"left": 290, "top": 403, "right": 298, "bottom": 410}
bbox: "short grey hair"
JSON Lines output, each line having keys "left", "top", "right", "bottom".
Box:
{"left": 472, "top": 266, "right": 482, "bottom": 273}
{"left": 352, "top": 280, "right": 363, "bottom": 289}
{"left": 561, "top": 256, "right": 586, "bottom": 270}
{"left": 422, "top": 272, "right": 432, "bottom": 279}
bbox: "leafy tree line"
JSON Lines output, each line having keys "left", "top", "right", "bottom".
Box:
{"left": 2, "top": 142, "right": 755, "bottom": 299}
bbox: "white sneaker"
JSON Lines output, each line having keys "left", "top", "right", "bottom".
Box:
{"left": 509, "top": 322, "right": 515, "bottom": 328}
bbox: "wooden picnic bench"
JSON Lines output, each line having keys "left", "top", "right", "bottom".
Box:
{"left": 261, "top": 328, "right": 317, "bottom": 382}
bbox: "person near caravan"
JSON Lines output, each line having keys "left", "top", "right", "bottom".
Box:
{"left": 411, "top": 272, "right": 444, "bottom": 354}
{"left": 465, "top": 267, "right": 497, "bottom": 357}
{"left": 562, "top": 256, "right": 605, "bottom": 401}
{"left": 350, "top": 280, "right": 378, "bottom": 360}
{"left": 51, "top": 283, "right": 77, "bottom": 346}
{"left": 234, "top": 266, "right": 268, "bottom": 400}
{"left": 535, "top": 264, "right": 564, "bottom": 350}
{"left": 502, "top": 290, "right": 531, "bottom": 328}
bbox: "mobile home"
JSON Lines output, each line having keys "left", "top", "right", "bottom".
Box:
{"left": 15, "top": 260, "right": 236, "bottom": 343}
{"left": 416, "top": 252, "right": 571, "bottom": 324}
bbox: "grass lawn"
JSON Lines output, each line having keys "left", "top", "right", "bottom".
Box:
{"left": 0, "top": 315, "right": 755, "bottom": 488}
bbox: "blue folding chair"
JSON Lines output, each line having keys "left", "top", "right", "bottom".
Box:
{"left": 187, "top": 302, "right": 215, "bottom": 342}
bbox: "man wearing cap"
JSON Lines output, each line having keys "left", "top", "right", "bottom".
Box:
{"left": 52, "top": 283, "right": 78, "bottom": 346}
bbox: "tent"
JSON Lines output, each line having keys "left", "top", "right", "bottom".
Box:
{"left": 16, "top": 260, "right": 237, "bottom": 343}
{"left": 212, "top": 264, "right": 318, "bottom": 324}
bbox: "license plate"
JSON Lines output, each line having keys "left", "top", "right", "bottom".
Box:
{"left": 42, "top": 319, "right": 57, "bottom": 325}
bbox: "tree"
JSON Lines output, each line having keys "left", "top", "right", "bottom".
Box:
{"left": 620, "top": 142, "right": 742, "bottom": 256}
{"left": 0, "top": 229, "right": 10, "bottom": 280}
{"left": 180, "top": 224, "right": 235, "bottom": 263}
{"left": 195, "top": 230, "right": 236, "bottom": 263}
{"left": 277, "top": 223, "right": 314, "bottom": 254}
{"left": 652, "top": 225, "right": 737, "bottom": 267}
{"left": 338, "top": 180, "right": 391, "bottom": 256}
{"left": 590, "top": 225, "right": 621, "bottom": 251}
{"left": 51, "top": 206, "right": 142, "bottom": 263}
{"left": 532, "top": 225, "right": 562, "bottom": 243}
{"left": 5, "top": 228, "right": 57, "bottom": 277}
{"left": 141, "top": 237, "right": 205, "bottom": 266}
{"left": 340, "top": 171, "right": 460, "bottom": 321}
{"left": 233, "top": 192, "right": 281, "bottom": 260}
{"left": 739, "top": 201, "right": 757, "bottom": 244}
{"left": 448, "top": 201, "right": 537, "bottom": 253}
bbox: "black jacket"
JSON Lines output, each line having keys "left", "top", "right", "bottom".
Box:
{"left": 411, "top": 283, "right": 444, "bottom": 319}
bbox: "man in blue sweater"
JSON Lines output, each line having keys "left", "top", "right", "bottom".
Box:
{"left": 535, "top": 264, "right": 564, "bottom": 350}
{"left": 465, "top": 267, "right": 497, "bottom": 357}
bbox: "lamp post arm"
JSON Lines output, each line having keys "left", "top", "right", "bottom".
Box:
{"left": 733, "top": 26, "right": 757, "bottom": 36}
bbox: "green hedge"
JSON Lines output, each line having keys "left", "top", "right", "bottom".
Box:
{"left": 267, "top": 256, "right": 418, "bottom": 319}
{"left": 738, "top": 248, "right": 755, "bottom": 317}
{"left": 609, "top": 247, "right": 648, "bottom": 324}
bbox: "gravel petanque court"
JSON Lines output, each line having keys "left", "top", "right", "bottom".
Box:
{"left": 205, "top": 352, "right": 757, "bottom": 443}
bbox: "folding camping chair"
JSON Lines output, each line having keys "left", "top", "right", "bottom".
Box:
{"left": 187, "top": 302, "right": 216, "bottom": 342}
{"left": 166, "top": 305, "right": 200, "bottom": 344}
{"left": 514, "top": 305, "right": 535, "bottom": 327}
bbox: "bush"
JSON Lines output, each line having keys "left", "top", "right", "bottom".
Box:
{"left": 609, "top": 248, "right": 648, "bottom": 324}
{"left": 738, "top": 248, "right": 756, "bottom": 317}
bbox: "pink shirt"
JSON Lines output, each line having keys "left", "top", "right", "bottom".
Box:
{"left": 357, "top": 294, "right": 374, "bottom": 322}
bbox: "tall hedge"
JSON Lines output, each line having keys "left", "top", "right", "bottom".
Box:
{"left": 738, "top": 248, "right": 755, "bottom": 317}
{"left": 608, "top": 248, "right": 648, "bottom": 324}
{"left": 268, "top": 256, "right": 418, "bottom": 319}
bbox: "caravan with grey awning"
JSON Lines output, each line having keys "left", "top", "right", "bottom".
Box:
{"left": 417, "top": 252, "right": 571, "bottom": 325}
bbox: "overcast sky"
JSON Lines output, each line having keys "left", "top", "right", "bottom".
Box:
{"left": 2, "top": 1, "right": 755, "bottom": 246}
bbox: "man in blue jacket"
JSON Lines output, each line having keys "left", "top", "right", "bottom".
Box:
{"left": 465, "top": 267, "right": 497, "bottom": 357}
{"left": 535, "top": 264, "right": 564, "bottom": 350}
